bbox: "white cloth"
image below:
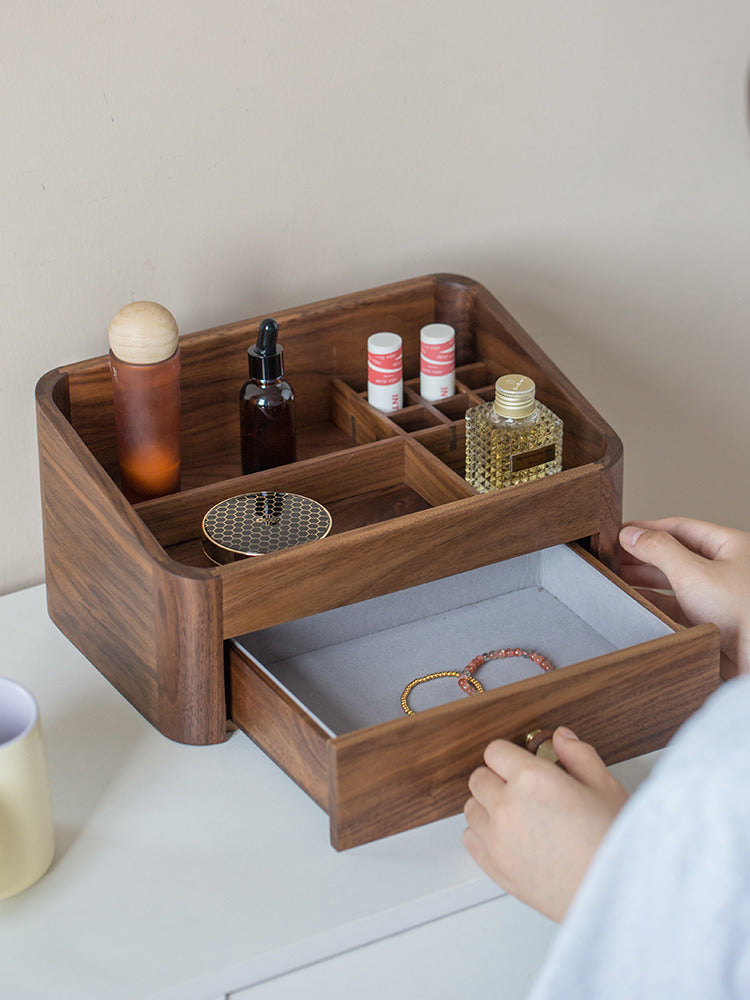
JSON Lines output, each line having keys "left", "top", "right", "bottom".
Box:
{"left": 529, "top": 674, "right": 750, "bottom": 1000}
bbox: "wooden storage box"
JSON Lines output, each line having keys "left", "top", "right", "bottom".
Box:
{"left": 35, "top": 274, "right": 720, "bottom": 848}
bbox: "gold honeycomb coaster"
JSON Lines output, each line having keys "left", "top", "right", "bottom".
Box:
{"left": 202, "top": 492, "right": 332, "bottom": 564}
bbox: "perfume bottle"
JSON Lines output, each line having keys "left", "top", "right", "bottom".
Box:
{"left": 109, "top": 301, "right": 181, "bottom": 503}
{"left": 239, "top": 318, "right": 296, "bottom": 474}
{"left": 464, "top": 374, "right": 563, "bottom": 492}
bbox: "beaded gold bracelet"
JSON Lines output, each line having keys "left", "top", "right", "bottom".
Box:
{"left": 400, "top": 670, "right": 484, "bottom": 716}
{"left": 400, "top": 648, "right": 554, "bottom": 716}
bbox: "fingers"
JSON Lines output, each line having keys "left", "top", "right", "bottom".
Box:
{"left": 619, "top": 559, "right": 672, "bottom": 589}
{"left": 471, "top": 732, "right": 625, "bottom": 825}
{"left": 463, "top": 794, "right": 489, "bottom": 835}
{"left": 467, "top": 765, "right": 505, "bottom": 812}
{"left": 552, "top": 727, "right": 629, "bottom": 810}
{"left": 464, "top": 750, "right": 530, "bottom": 852}
{"left": 461, "top": 825, "right": 483, "bottom": 862}
{"left": 621, "top": 517, "right": 732, "bottom": 561}
{"left": 461, "top": 825, "right": 498, "bottom": 885}
{"left": 619, "top": 523, "right": 709, "bottom": 591}
{"left": 552, "top": 728, "right": 609, "bottom": 792}
{"left": 464, "top": 768, "right": 501, "bottom": 865}
{"left": 483, "top": 738, "right": 535, "bottom": 781}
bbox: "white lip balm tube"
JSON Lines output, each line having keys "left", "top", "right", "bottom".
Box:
{"left": 367, "top": 332, "right": 403, "bottom": 412}
{"left": 419, "top": 323, "right": 455, "bottom": 401}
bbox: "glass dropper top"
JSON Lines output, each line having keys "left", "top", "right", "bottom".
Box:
{"left": 248, "top": 318, "right": 284, "bottom": 381}
{"left": 255, "top": 318, "right": 278, "bottom": 356}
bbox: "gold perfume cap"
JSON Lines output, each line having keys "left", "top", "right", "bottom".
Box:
{"left": 493, "top": 374, "right": 536, "bottom": 419}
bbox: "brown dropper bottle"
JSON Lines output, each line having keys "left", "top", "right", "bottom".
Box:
{"left": 108, "top": 301, "right": 181, "bottom": 503}
{"left": 239, "top": 318, "right": 296, "bottom": 474}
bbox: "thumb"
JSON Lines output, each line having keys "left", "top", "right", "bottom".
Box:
{"left": 552, "top": 727, "right": 612, "bottom": 793}
{"left": 619, "top": 524, "right": 702, "bottom": 590}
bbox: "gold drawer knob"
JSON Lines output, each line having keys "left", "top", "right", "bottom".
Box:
{"left": 525, "top": 728, "right": 559, "bottom": 765}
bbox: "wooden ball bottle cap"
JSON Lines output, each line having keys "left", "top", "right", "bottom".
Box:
{"left": 109, "top": 301, "right": 179, "bottom": 364}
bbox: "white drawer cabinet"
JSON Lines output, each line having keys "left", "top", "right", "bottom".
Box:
{"left": 228, "top": 896, "right": 556, "bottom": 1000}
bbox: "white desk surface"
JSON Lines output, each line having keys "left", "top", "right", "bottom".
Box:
{"left": 0, "top": 584, "right": 657, "bottom": 1000}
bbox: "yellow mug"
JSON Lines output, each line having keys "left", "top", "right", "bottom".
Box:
{"left": 0, "top": 679, "right": 55, "bottom": 899}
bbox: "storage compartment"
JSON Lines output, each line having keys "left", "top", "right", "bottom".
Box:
{"left": 228, "top": 544, "right": 720, "bottom": 849}
{"left": 135, "top": 437, "right": 473, "bottom": 569}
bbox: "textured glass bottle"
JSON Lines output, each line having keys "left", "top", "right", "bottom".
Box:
{"left": 464, "top": 374, "right": 563, "bottom": 492}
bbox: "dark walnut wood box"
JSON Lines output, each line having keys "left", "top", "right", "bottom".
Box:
{"left": 36, "top": 273, "right": 720, "bottom": 849}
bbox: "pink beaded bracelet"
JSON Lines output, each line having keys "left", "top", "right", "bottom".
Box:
{"left": 457, "top": 647, "right": 554, "bottom": 695}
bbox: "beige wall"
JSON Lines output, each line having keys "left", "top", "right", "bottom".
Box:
{"left": 2, "top": 1, "right": 750, "bottom": 595}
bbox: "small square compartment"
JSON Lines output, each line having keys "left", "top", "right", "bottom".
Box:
{"left": 229, "top": 543, "right": 719, "bottom": 849}
{"left": 389, "top": 406, "right": 446, "bottom": 433}
{"left": 473, "top": 385, "right": 496, "bottom": 403}
{"left": 455, "top": 361, "right": 504, "bottom": 391}
{"left": 412, "top": 425, "right": 466, "bottom": 477}
{"left": 433, "top": 393, "right": 476, "bottom": 421}
{"left": 403, "top": 377, "right": 459, "bottom": 408}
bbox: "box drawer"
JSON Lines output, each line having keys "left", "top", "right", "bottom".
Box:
{"left": 228, "top": 543, "right": 720, "bottom": 849}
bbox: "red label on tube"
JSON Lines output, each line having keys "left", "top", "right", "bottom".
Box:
{"left": 368, "top": 347, "right": 402, "bottom": 385}
{"left": 420, "top": 338, "right": 455, "bottom": 377}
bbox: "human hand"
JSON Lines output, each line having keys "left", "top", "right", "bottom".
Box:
{"left": 463, "top": 728, "right": 627, "bottom": 922}
{"left": 619, "top": 517, "right": 750, "bottom": 677}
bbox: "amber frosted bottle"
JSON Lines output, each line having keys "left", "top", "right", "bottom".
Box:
{"left": 109, "top": 301, "right": 181, "bottom": 503}
{"left": 239, "top": 318, "right": 296, "bottom": 474}
{"left": 464, "top": 374, "right": 563, "bottom": 492}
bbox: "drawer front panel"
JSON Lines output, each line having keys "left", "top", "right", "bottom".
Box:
{"left": 328, "top": 624, "right": 720, "bottom": 850}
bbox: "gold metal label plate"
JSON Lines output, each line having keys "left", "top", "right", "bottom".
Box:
{"left": 511, "top": 444, "right": 556, "bottom": 473}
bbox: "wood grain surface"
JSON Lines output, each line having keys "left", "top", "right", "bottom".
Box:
{"left": 328, "top": 622, "right": 720, "bottom": 849}
{"left": 220, "top": 463, "right": 602, "bottom": 637}
{"left": 227, "top": 646, "right": 330, "bottom": 810}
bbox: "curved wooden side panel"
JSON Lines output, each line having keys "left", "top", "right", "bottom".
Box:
{"left": 153, "top": 564, "right": 225, "bottom": 744}
{"left": 36, "top": 369, "right": 227, "bottom": 745}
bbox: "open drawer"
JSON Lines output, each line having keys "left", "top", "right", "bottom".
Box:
{"left": 228, "top": 543, "right": 720, "bottom": 850}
